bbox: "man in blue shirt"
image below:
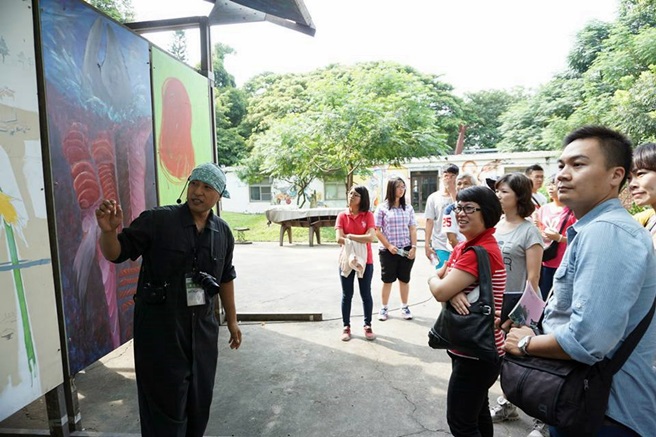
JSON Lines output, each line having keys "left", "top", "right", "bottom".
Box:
{"left": 506, "top": 126, "right": 656, "bottom": 436}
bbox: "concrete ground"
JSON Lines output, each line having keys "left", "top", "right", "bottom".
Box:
{"left": 1, "top": 241, "right": 537, "bottom": 437}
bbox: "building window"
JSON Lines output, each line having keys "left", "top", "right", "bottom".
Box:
{"left": 410, "top": 171, "right": 438, "bottom": 213}
{"left": 250, "top": 182, "right": 272, "bottom": 202}
{"left": 324, "top": 180, "right": 346, "bottom": 201}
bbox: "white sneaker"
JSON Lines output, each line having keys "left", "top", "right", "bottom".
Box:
{"left": 490, "top": 396, "right": 519, "bottom": 423}
{"left": 527, "top": 418, "right": 548, "bottom": 437}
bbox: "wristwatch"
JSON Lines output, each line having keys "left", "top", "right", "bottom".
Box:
{"left": 518, "top": 335, "right": 532, "bottom": 356}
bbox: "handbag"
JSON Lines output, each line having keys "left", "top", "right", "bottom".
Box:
{"left": 427, "top": 246, "right": 500, "bottom": 364}
{"left": 501, "top": 298, "right": 655, "bottom": 435}
{"left": 542, "top": 209, "right": 572, "bottom": 262}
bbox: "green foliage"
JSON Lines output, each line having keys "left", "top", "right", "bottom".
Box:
{"left": 612, "top": 65, "right": 656, "bottom": 144}
{"left": 0, "top": 37, "right": 9, "bottom": 63}
{"left": 497, "top": 1, "right": 656, "bottom": 151}
{"left": 168, "top": 30, "right": 188, "bottom": 64}
{"left": 85, "top": 0, "right": 134, "bottom": 23}
{"left": 213, "top": 43, "right": 248, "bottom": 166}
{"left": 619, "top": 0, "right": 656, "bottom": 32}
{"left": 239, "top": 62, "right": 456, "bottom": 200}
{"left": 462, "top": 89, "right": 525, "bottom": 149}
{"left": 212, "top": 43, "right": 236, "bottom": 88}
{"left": 567, "top": 20, "right": 612, "bottom": 74}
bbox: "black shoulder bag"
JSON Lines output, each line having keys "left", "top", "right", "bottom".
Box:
{"left": 542, "top": 209, "right": 572, "bottom": 262}
{"left": 428, "top": 245, "right": 500, "bottom": 364}
{"left": 501, "top": 298, "right": 655, "bottom": 436}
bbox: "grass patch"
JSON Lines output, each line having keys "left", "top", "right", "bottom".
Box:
{"left": 220, "top": 211, "right": 337, "bottom": 243}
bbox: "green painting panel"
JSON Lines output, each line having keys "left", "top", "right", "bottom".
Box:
{"left": 151, "top": 47, "right": 213, "bottom": 205}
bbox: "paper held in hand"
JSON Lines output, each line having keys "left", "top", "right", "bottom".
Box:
{"left": 508, "top": 282, "right": 546, "bottom": 328}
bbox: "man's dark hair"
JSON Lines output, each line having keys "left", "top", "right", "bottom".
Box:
{"left": 457, "top": 186, "right": 502, "bottom": 229}
{"left": 385, "top": 177, "right": 406, "bottom": 210}
{"left": 524, "top": 164, "right": 544, "bottom": 175}
{"left": 563, "top": 125, "right": 633, "bottom": 189}
{"left": 352, "top": 185, "right": 371, "bottom": 212}
{"left": 633, "top": 142, "right": 656, "bottom": 173}
{"left": 496, "top": 173, "right": 536, "bottom": 218}
{"left": 443, "top": 164, "right": 460, "bottom": 176}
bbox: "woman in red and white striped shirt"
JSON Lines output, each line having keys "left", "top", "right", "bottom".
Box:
{"left": 428, "top": 185, "right": 506, "bottom": 437}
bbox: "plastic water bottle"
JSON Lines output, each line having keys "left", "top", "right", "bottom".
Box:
{"left": 430, "top": 253, "right": 440, "bottom": 269}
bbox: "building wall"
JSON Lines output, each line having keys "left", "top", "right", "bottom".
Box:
{"left": 220, "top": 150, "right": 561, "bottom": 213}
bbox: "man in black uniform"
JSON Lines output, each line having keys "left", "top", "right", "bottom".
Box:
{"left": 95, "top": 162, "right": 242, "bottom": 437}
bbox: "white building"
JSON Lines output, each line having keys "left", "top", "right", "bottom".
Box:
{"left": 220, "top": 150, "right": 560, "bottom": 214}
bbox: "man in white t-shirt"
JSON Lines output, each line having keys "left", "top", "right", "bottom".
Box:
{"left": 525, "top": 164, "right": 547, "bottom": 207}
{"left": 441, "top": 173, "right": 477, "bottom": 249}
{"left": 424, "top": 164, "right": 458, "bottom": 269}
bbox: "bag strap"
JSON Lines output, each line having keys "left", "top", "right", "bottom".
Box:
{"left": 464, "top": 246, "right": 494, "bottom": 309}
{"left": 556, "top": 209, "right": 572, "bottom": 234}
{"left": 605, "top": 297, "right": 656, "bottom": 374}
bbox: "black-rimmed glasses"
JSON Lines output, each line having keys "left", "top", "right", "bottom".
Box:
{"left": 454, "top": 205, "right": 481, "bottom": 215}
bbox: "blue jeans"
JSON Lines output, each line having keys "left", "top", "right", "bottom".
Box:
{"left": 549, "top": 419, "right": 641, "bottom": 437}
{"left": 539, "top": 266, "right": 557, "bottom": 300}
{"left": 339, "top": 264, "right": 374, "bottom": 327}
{"left": 446, "top": 352, "right": 501, "bottom": 437}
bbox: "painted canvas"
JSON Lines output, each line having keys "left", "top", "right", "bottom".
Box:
{"left": 0, "top": 0, "right": 64, "bottom": 421}
{"left": 40, "top": 0, "right": 157, "bottom": 374}
{"left": 151, "top": 47, "right": 214, "bottom": 205}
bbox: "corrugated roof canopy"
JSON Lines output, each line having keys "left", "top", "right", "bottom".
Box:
{"left": 206, "top": 0, "right": 315, "bottom": 36}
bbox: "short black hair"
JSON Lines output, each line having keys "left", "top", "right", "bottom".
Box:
{"left": 443, "top": 164, "right": 460, "bottom": 176}
{"left": 457, "top": 186, "right": 502, "bottom": 229}
{"left": 563, "top": 125, "right": 633, "bottom": 189}
{"left": 352, "top": 185, "right": 371, "bottom": 212}
{"left": 524, "top": 164, "right": 544, "bottom": 175}
{"left": 633, "top": 142, "right": 656, "bottom": 173}
{"left": 496, "top": 173, "right": 536, "bottom": 218}
{"left": 385, "top": 177, "right": 406, "bottom": 210}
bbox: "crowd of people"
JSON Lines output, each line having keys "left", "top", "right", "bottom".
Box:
{"left": 93, "top": 124, "right": 656, "bottom": 436}
{"left": 336, "top": 125, "right": 656, "bottom": 437}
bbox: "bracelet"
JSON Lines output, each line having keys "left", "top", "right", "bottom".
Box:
{"left": 411, "top": 244, "right": 416, "bottom": 248}
{"left": 558, "top": 235, "right": 563, "bottom": 243}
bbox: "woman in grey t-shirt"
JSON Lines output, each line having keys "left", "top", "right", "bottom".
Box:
{"left": 494, "top": 173, "right": 544, "bottom": 293}
{"left": 490, "top": 172, "right": 544, "bottom": 427}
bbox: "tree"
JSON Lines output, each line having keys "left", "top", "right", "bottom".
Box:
{"left": 619, "top": 0, "right": 656, "bottom": 33}
{"left": 239, "top": 62, "right": 456, "bottom": 203}
{"left": 567, "top": 20, "right": 612, "bottom": 74}
{"left": 211, "top": 43, "right": 247, "bottom": 166}
{"left": 212, "top": 43, "right": 236, "bottom": 88}
{"left": 0, "top": 37, "right": 9, "bottom": 63}
{"left": 85, "top": 0, "right": 134, "bottom": 23}
{"left": 462, "top": 89, "right": 525, "bottom": 150}
{"left": 168, "top": 30, "right": 188, "bottom": 64}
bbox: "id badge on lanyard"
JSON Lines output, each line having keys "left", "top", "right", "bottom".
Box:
{"left": 185, "top": 273, "right": 206, "bottom": 306}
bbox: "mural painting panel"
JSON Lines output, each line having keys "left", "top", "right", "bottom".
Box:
{"left": 0, "top": 0, "right": 63, "bottom": 420}
{"left": 151, "top": 47, "right": 213, "bottom": 205}
{"left": 40, "top": 0, "right": 157, "bottom": 373}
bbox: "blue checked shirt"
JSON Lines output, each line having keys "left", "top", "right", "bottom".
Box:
{"left": 374, "top": 201, "right": 417, "bottom": 251}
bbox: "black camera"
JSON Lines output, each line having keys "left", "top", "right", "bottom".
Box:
{"left": 193, "top": 271, "right": 220, "bottom": 296}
